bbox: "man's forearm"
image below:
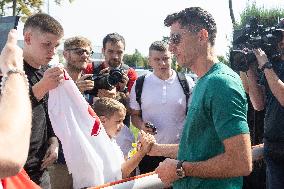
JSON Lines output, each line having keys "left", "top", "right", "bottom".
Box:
{"left": 246, "top": 69, "right": 265, "bottom": 110}
{"left": 183, "top": 134, "right": 252, "bottom": 178}
{"left": 263, "top": 68, "right": 284, "bottom": 106}
{"left": 32, "top": 80, "right": 49, "bottom": 101}
{"left": 149, "top": 144, "right": 179, "bottom": 159}
{"left": 0, "top": 74, "right": 32, "bottom": 177}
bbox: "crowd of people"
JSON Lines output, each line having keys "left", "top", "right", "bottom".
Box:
{"left": 0, "top": 6, "right": 283, "bottom": 189}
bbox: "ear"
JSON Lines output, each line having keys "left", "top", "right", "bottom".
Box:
{"left": 24, "top": 32, "right": 32, "bottom": 45}
{"left": 198, "top": 29, "right": 209, "bottom": 42}
{"left": 99, "top": 115, "right": 107, "bottom": 124}
{"left": 63, "top": 50, "right": 68, "bottom": 58}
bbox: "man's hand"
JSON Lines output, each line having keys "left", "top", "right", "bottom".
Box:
{"left": 41, "top": 142, "right": 59, "bottom": 170}
{"left": 76, "top": 74, "right": 94, "bottom": 93}
{"left": 155, "top": 158, "right": 179, "bottom": 187}
{"left": 253, "top": 48, "right": 269, "bottom": 69}
{"left": 137, "top": 130, "right": 156, "bottom": 155}
{"left": 97, "top": 88, "right": 117, "bottom": 99}
{"left": 0, "top": 29, "right": 23, "bottom": 75}
{"left": 38, "top": 67, "right": 64, "bottom": 91}
{"left": 118, "top": 71, "right": 129, "bottom": 91}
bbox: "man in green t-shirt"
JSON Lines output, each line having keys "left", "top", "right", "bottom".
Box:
{"left": 148, "top": 7, "right": 252, "bottom": 189}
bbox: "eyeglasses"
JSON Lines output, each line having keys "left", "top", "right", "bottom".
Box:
{"left": 169, "top": 28, "right": 200, "bottom": 45}
{"left": 66, "top": 48, "right": 94, "bottom": 56}
{"left": 169, "top": 33, "right": 183, "bottom": 45}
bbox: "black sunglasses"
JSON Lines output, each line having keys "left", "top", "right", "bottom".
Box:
{"left": 169, "top": 33, "right": 182, "bottom": 45}
{"left": 66, "top": 48, "right": 94, "bottom": 56}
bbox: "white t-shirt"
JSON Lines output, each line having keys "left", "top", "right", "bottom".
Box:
{"left": 110, "top": 138, "right": 125, "bottom": 181}
{"left": 130, "top": 71, "right": 195, "bottom": 144}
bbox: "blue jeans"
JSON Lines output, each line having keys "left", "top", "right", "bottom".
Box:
{"left": 264, "top": 141, "right": 284, "bottom": 189}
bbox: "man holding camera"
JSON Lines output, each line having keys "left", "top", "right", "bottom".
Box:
{"left": 84, "top": 33, "right": 137, "bottom": 157}
{"left": 85, "top": 33, "right": 138, "bottom": 126}
{"left": 246, "top": 20, "right": 284, "bottom": 189}
{"left": 130, "top": 41, "right": 195, "bottom": 174}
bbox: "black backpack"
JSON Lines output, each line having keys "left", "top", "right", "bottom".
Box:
{"left": 135, "top": 71, "right": 191, "bottom": 115}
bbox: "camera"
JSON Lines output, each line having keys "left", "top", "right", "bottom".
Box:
{"left": 145, "top": 122, "right": 157, "bottom": 134}
{"left": 230, "top": 17, "right": 283, "bottom": 72}
{"left": 84, "top": 68, "right": 125, "bottom": 95}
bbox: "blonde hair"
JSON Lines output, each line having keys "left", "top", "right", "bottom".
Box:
{"left": 64, "top": 36, "right": 92, "bottom": 50}
{"left": 93, "top": 97, "right": 126, "bottom": 118}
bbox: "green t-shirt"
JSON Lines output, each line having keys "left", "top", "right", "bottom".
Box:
{"left": 173, "top": 63, "right": 249, "bottom": 189}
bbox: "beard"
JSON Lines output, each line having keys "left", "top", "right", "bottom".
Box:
{"left": 107, "top": 59, "right": 121, "bottom": 68}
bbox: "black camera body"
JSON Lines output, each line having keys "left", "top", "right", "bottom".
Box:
{"left": 230, "top": 17, "right": 283, "bottom": 72}
{"left": 85, "top": 68, "right": 124, "bottom": 95}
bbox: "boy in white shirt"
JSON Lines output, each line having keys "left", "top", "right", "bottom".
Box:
{"left": 92, "top": 97, "right": 155, "bottom": 178}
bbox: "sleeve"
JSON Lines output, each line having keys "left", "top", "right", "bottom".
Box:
{"left": 127, "top": 68, "right": 138, "bottom": 92}
{"left": 129, "top": 81, "right": 141, "bottom": 111}
{"left": 207, "top": 75, "right": 249, "bottom": 141}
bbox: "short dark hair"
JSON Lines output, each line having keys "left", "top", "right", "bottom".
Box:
{"left": 164, "top": 7, "right": 217, "bottom": 45}
{"left": 102, "top": 33, "right": 125, "bottom": 49}
{"left": 64, "top": 36, "right": 92, "bottom": 50}
{"left": 149, "top": 41, "right": 168, "bottom": 54}
{"left": 23, "top": 13, "right": 64, "bottom": 37}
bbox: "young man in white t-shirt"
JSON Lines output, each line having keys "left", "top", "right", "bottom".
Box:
{"left": 92, "top": 97, "right": 155, "bottom": 179}
{"left": 130, "top": 41, "right": 195, "bottom": 174}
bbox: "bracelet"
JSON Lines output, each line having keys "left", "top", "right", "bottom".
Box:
{"left": 0, "top": 68, "right": 29, "bottom": 92}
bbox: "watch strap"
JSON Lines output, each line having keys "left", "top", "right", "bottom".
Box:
{"left": 261, "top": 62, "right": 273, "bottom": 72}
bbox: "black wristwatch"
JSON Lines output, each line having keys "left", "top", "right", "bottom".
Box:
{"left": 261, "top": 62, "right": 273, "bottom": 72}
{"left": 176, "top": 160, "right": 186, "bottom": 178}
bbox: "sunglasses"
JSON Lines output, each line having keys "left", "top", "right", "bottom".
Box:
{"left": 66, "top": 48, "right": 94, "bottom": 56}
{"left": 169, "top": 33, "right": 183, "bottom": 45}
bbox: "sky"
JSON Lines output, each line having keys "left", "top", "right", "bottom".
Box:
{"left": 17, "top": 0, "right": 284, "bottom": 57}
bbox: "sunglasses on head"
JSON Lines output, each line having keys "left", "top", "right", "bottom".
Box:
{"left": 66, "top": 48, "right": 94, "bottom": 56}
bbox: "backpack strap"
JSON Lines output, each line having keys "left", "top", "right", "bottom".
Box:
{"left": 176, "top": 71, "right": 191, "bottom": 115}
{"left": 135, "top": 74, "right": 146, "bottom": 109}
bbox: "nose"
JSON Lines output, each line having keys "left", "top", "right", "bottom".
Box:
{"left": 48, "top": 47, "right": 57, "bottom": 56}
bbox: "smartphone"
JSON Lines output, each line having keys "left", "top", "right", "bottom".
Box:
{"left": 0, "top": 16, "right": 20, "bottom": 53}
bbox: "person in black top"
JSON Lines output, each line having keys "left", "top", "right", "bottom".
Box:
{"left": 246, "top": 20, "right": 284, "bottom": 189}
{"left": 22, "top": 13, "right": 64, "bottom": 189}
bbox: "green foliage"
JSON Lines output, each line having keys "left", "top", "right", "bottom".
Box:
{"left": 236, "top": 1, "right": 284, "bottom": 29}
{"left": 217, "top": 55, "right": 229, "bottom": 66}
{"left": 0, "top": 0, "right": 74, "bottom": 19}
{"left": 123, "top": 49, "right": 148, "bottom": 68}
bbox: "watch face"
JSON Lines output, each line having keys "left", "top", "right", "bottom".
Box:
{"left": 176, "top": 168, "right": 185, "bottom": 178}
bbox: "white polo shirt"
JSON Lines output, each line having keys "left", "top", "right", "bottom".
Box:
{"left": 130, "top": 71, "right": 195, "bottom": 144}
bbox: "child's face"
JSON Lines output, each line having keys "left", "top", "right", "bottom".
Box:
{"left": 103, "top": 110, "right": 126, "bottom": 138}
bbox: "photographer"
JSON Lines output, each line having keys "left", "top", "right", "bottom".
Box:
{"left": 246, "top": 20, "right": 284, "bottom": 189}
{"left": 84, "top": 33, "right": 138, "bottom": 127}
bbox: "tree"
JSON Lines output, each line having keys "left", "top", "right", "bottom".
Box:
{"left": 123, "top": 49, "right": 148, "bottom": 69}
{"left": 0, "top": 0, "right": 74, "bottom": 18}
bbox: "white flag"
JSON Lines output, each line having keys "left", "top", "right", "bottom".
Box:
{"left": 48, "top": 72, "right": 122, "bottom": 189}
